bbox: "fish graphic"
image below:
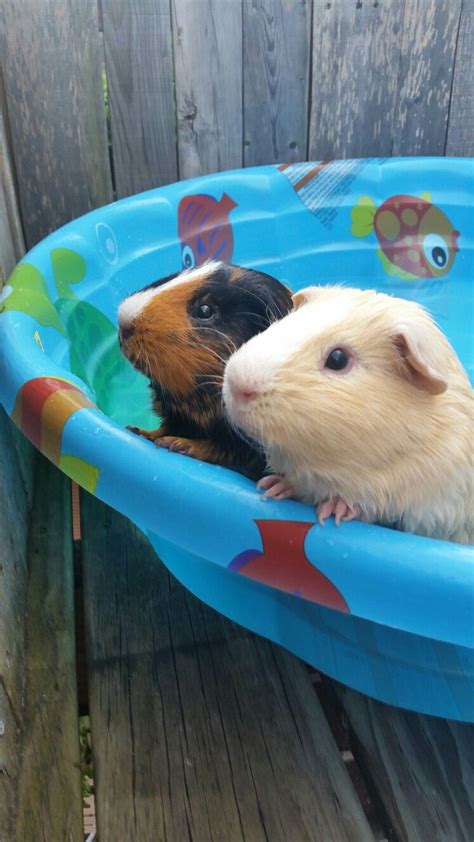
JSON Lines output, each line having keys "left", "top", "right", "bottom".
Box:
{"left": 277, "top": 160, "right": 367, "bottom": 230}
{"left": 229, "top": 519, "right": 349, "bottom": 612}
{"left": 11, "top": 376, "right": 101, "bottom": 492}
{"left": 12, "top": 376, "right": 95, "bottom": 464}
{"left": 177, "top": 192, "right": 237, "bottom": 269}
{"left": 351, "top": 193, "right": 460, "bottom": 279}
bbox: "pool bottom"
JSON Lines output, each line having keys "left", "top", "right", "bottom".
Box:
{"left": 149, "top": 532, "right": 474, "bottom": 722}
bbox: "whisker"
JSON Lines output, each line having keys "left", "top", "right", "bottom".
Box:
{"left": 233, "top": 287, "right": 288, "bottom": 322}
{"left": 190, "top": 339, "right": 229, "bottom": 366}
{"left": 196, "top": 325, "right": 238, "bottom": 350}
{"left": 194, "top": 328, "right": 238, "bottom": 358}
{"left": 198, "top": 381, "right": 224, "bottom": 390}
{"left": 221, "top": 399, "right": 265, "bottom": 454}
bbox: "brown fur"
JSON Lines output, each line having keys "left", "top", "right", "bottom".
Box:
{"left": 125, "top": 277, "right": 220, "bottom": 396}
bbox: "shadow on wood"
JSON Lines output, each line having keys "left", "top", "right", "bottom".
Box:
{"left": 80, "top": 492, "right": 375, "bottom": 842}
{"left": 16, "top": 457, "right": 83, "bottom": 842}
{"left": 336, "top": 684, "right": 474, "bottom": 842}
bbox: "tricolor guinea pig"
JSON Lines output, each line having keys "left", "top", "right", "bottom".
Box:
{"left": 223, "top": 285, "right": 473, "bottom": 544}
{"left": 118, "top": 261, "right": 292, "bottom": 477}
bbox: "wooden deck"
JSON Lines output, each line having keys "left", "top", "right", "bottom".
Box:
{"left": 1, "top": 446, "right": 473, "bottom": 842}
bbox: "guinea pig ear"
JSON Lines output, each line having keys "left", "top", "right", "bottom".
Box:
{"left": 292, "top": 289, "right": 311, "bottom": 310}
{"left": 393, "top": 326, "right": 448, "bottom": 395}
{"left": 257, "top": 277, "right": 293, "bottom": 321}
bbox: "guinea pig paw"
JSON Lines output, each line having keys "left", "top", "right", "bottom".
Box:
{"left": 126, "top": 426, "right": 164, "bottom": 443}
{"left": 156, "top": 436, "right": 200, "bottom": 457}
{"left": 157, "top": 436, "right": 186, "bottom": 453}
{"left": 257, "top": 475, "right": 295, "bottom": 500}
{"left": 317, "top": 499, "right": 360, "bottom": 527}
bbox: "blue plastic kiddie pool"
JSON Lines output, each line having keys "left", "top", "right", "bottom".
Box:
{"left": 1, "top": 158, "right": 473, "bottom": 721}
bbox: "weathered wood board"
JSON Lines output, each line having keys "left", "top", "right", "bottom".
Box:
{"left": 0, "top": 74, "right": 24, "bottom": 284}
{"left": 15, "top": 457, "right": 83, "bottom": 842}
{"left": 338, "top": 685, "right": 474, "bottom": 842}
{"left": 102, "top": 0, "right": 178, "bottom": 197}
{"left": 392, "top": 0, "right": 463, "bottom": 156}
{"left": 309, "top": 0, "right": 406, "bottom": 159}
{"left": 446, "top": 1, "right": 474, "bottom": 156}
{"left": 172, "top": 0, "right": 243, "bottom": 179}
{"left": 0, "top": 0, "right": 113, "bottom": 247}
{"left": 1, "top": 140, "right": 80, "bottom": 835}
{"left": 81, "top": 494, "right": 376, "bottom": 842}
{"left": 0, "top": 411, "right": 32, "bottom": 842}
{"left": 1, "top": 0, "right": 471, "bottom": 232}
{"left": 0, "top": 122, "right": 30, "bottom": 841}
{"left": 243, "top": 0, "right": 311, "bottom": 166}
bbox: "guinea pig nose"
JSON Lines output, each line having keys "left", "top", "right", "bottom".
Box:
{"left": 231, "top": 385, "right": 258, "bottom": 403}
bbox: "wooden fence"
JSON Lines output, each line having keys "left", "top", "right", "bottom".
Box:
{"left": 0, "top": 0, "right": 473, "bottom": 251}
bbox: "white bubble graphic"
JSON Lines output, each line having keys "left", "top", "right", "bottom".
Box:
{"left": 96, "top": 222, "right": 118, "bottom": 264}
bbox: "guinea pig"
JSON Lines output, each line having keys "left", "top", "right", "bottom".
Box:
{"left": 117, "top": 260, "right": 293, "bottom": 477}
{"left": 223, "top": 285, "right": 473, "bottom": 544}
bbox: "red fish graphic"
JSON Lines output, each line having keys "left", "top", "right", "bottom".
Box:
{"left": 177, "top": 192, "right": 237, "bottom": 269}
{"left": 229, "top": 519, "right": 349, "bottom": 612}
{"left": 351, "top": 193, "right": 460, "bottom": 279}
{"left": 11, "top": 376, "right": 95, "bottom": 464}
{"left": 11, "top": 376, "right": 101, "bottom": 493}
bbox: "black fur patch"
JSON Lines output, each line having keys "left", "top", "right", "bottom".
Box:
{"left": 188, "top": 264, "right": 291, "bottom": 344}
{"left": 140, "top": 271, "right": 180, "bottom": 292}
{"left": 139, "top": 262, "right": 293, "bottom": 476}
{"left": 150, "top": 379, "right": 265, "bottom": 478}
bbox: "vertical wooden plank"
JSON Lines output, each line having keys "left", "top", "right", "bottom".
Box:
{"left": 0, "top": 0, "right": 113, "bottom": 248}
{"left": 243, "top": 0, "right": 312, "bottom": 166}
{"left": 102, "top": 0, "right": 178, "bottom": 197}
{"left": 81, "top": 495, "right": 375, "bottom": 842}
{"left": 309, "top": 0, "right": 406, "bottom": 159}
{"left": 0, "top": 413, "right": 32, "bottom": 706}
{"left": 337, "top": 686, "right": 474, "bottom": 842}
{"left": 0, "top": 74, "right": 24, "bottom": 284}
{"left": 392, "top": 0, "right": 462, "bottom": 156}
{"left": 0, "top": 115, "right": 31, "bottom": 839}
{"left": 16, "top": 457, "right": 83, "bottom": 842}
{"left": 446, "top": 1, "right": 474, "bottom": 156}
{"left": 172, "top": 0, "right": 243, "bottom": 179}
{"left": 0, "top": 412, "right": 32, "bottom": 842}
{"left": 0, "top": 75, "right": 36, "bottom": 507}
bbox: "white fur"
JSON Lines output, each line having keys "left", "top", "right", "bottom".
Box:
{"left": 223, "top": 285, "right": 473, "bottom": 545}
{"left": 223, "top": 290, "right": 355, "bottom": 417}
{"left": 118, "top": 286, "right": 160, "bottom": 326}
{"left": 118, "top": 261, "right": 223, "bottom": 326}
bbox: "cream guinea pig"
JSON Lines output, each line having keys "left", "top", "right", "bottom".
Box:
{"left": 223, "top": 285, "right": 473, "bottom": 544}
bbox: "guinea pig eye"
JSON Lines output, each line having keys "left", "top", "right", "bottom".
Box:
{"left": 422, "top": 233, "right": 448, "bottom": 269}
{"left": 196, "top": 302, "right": 214, "bottom": 320}
{"left": 325, "top": 348, "right": 349, "bottom": 371}
{"left": 182, "top": 244, "right": 196, "bottom": 270}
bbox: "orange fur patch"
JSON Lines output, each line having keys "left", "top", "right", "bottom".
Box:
{"left": 125, "top": 275, "right": 221, "bottom": 396}
{"left": 230, "top": 266, "right": 245, "bottom": 283}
